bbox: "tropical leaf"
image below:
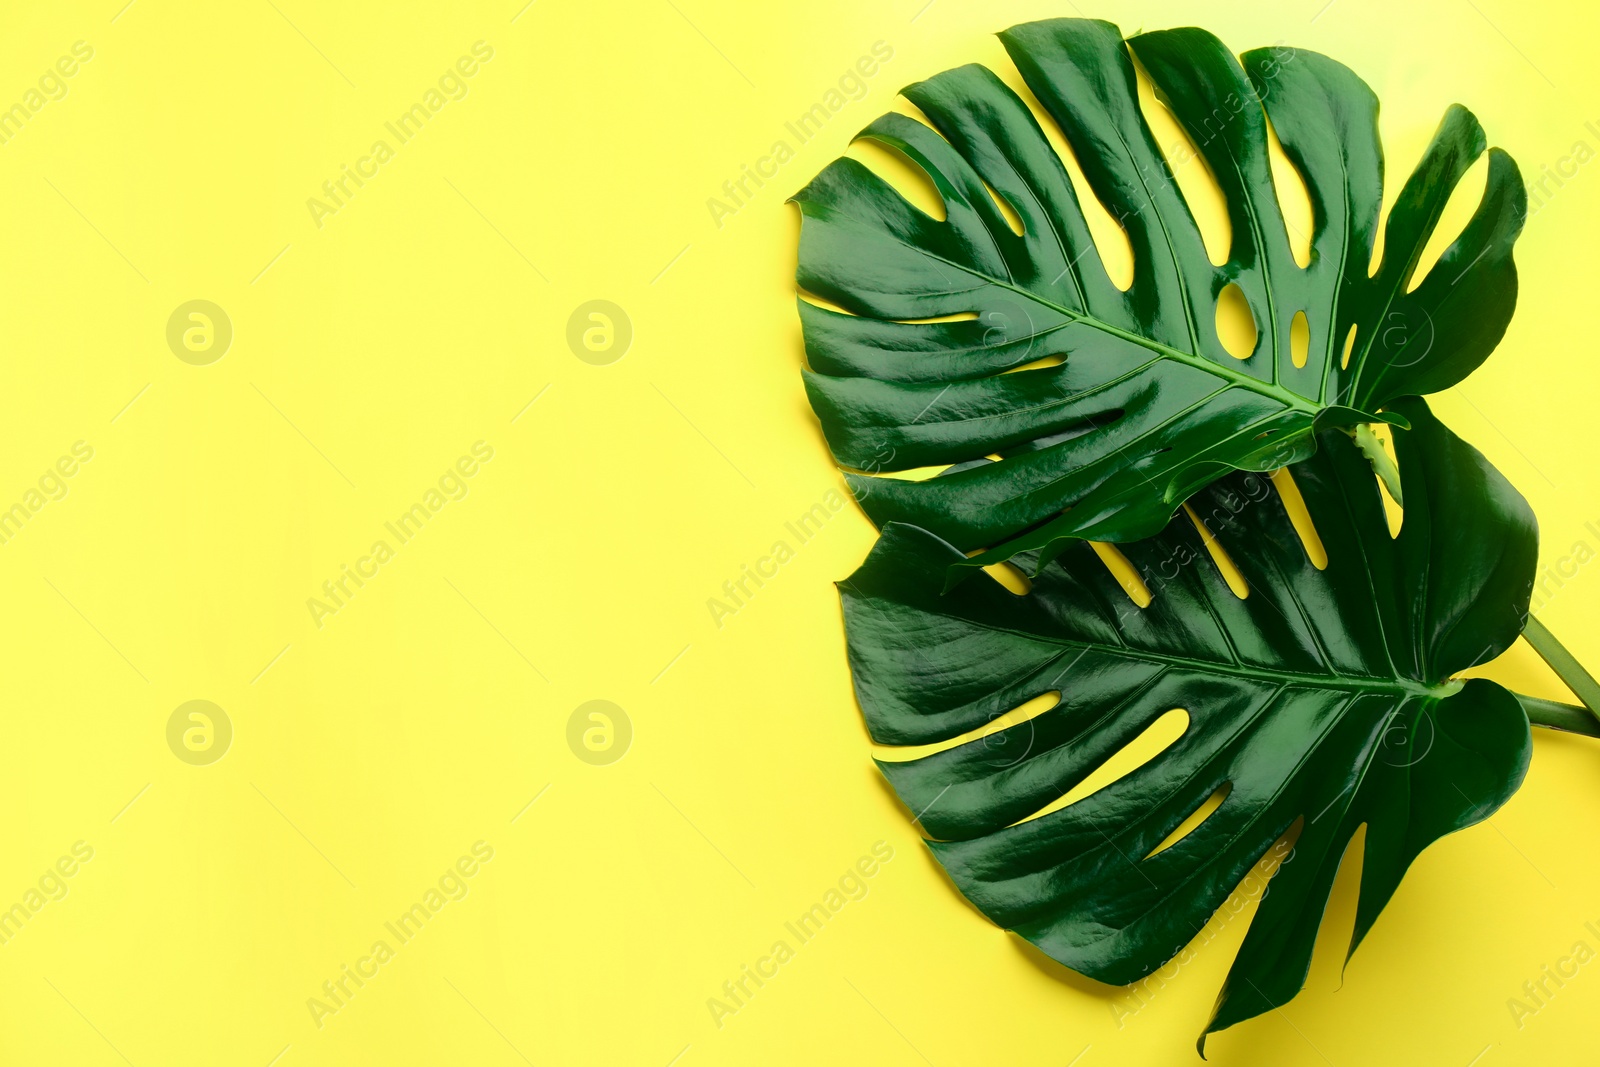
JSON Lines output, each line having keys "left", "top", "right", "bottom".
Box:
{"left": 838, "top": 397, "right": 1535, "bottom": 1047}
{"left": 795, "top": 17, "right": 1525, "bottom": 581}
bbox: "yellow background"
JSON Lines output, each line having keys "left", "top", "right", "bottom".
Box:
{"left": 0, "top": 0, "right": 1596, "bottom": 1064}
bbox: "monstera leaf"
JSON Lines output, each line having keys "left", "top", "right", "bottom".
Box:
{"left": 797, "top": 18, "right": 1525, "bottom": 579}
{"left": 839, "top": 397, "right": 1535, "bottom": 1047}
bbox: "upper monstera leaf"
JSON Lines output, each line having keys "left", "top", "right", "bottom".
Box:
{"left": 839, "top": 397, "right": 1535, "bottom": 1047}
{"left": 796, "top": 18, "right": 1525, "bottom": 579}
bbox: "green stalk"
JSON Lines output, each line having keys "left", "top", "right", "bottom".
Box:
{"left": 1523, "top": 615, "right": 1600, "bottom": 728}
{"left": 1516, "top": 693, "right": 1600, "bottom": 738}
{"left": 1351, "top": 423, "right": 1403, "bottom": 506}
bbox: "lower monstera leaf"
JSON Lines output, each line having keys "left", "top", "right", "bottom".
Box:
{"left": 839, "top": 397, "right": 1535, "bottom": 1047}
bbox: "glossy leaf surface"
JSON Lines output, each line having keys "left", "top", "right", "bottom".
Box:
{"left": 797, "top": 18, "right": 1525, "bottom": 578}
{"left": 839, "top": 398, "right": 1535, "bottom": 1045}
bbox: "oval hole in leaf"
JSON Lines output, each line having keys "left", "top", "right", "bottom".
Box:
{"left": 1184, "top": 503, "right": 1249, "bottom": 598}
{"left": 855, "top": 462, "right": 950, "bottom": 481}
{"left": 1267, "top": 118, "right": 1314, "bottom": 268}
{"left": 1270, "top": 468, "right": 1328, "bottom": 570}
{"left": 983, "top": 179, "right": 1026, "bottom": 236}
{"left": 893, "top": 310, "right": 979, "bottom": 324}
{"left": 797, "top": 292, "right": 857, "bottom": 317}
{"left": 1090, "top": 541, "right": 1152, "bottom": 607}
{"left": 1339, "top": 322, "right": 1359, "bottom": 370}
{"left": 1289, "top": 310, "right": 1310, "bottom": 369}
{"left": 1134, "top": 60, "right": 1231, "bottom": 265}
{"left": 1014, "top": 708, "right": 1189, "bottom": 825}
{"left": 1216, "top": 283, "right": 1257, "bottom": 359}
{"left": 847, "top": 135, "right": 948, "bottom": 222}
{"left": 1145, "top": 782, "right": 1232, "bottom": 859}
{"left": 1406, "top": 153, "right": 1488, "bottom": 293}
{"left": 983, "top": 560, "right": 1032, "bottom": 595}
{"left": 1001, "top": 353, "right": 1066, "bottom": 374}
{"left": 873, "top": 690, "right": 1061, "bottom": 763}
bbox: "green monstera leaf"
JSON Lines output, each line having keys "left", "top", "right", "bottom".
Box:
{"left": 839, "top": 397, "right": 1535, "bottom": 1047}
{"left": 796, "top": 18, "right": 1525, "bottom": 581}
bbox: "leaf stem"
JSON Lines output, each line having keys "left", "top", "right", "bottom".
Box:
{"left": 1516, "top": 693, "right": 1600, "bottom": 738}
{"left": 1350, "top": 423, "right": 1403, "bottom": 506}
{"left": 1523, "top": 614, "right": 1600, "bottom": 726}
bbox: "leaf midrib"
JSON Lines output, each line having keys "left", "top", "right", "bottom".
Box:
{"left": 860, "top": 223, "right": 1323, "bottom": 418}
{"left": 901, "top": 608, "right": 1451, "bottom": 704}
